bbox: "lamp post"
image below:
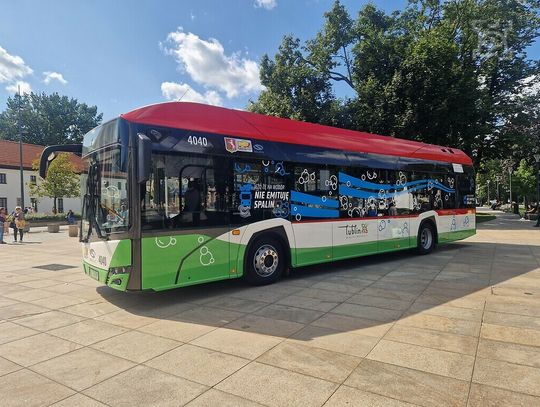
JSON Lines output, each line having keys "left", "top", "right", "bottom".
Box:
{"left": 534, "top": 154, "right": 540, "bottom": 227}
{"left": 17, "top": 86, "right": 25, "bottom": 211}
{"left": 487, "top": 180, "right": 490, "bottom": 206}
{"left": 509, "top": 171, "right": 512, "bottom": 204}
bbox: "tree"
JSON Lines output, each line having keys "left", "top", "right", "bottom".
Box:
{"left": 29, "top": 153, "right": 80, "bottom": 213}
{"left": 248, "top": 36, "right": 340, "bottom": 126}
{"left": 250, "top": 0, "right": 540, "bottom": 166}
{"left": 0, "top": 92, "right": 102, "bottom": 146}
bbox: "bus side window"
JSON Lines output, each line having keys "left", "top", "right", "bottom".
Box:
{"left": 410, "top": 172, "right": 431, "bottom": 213}
{"left": 388, "top": 170, "right": 410, "bottom": 215}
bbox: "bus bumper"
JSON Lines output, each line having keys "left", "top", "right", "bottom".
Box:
{"left": 83, "top": 261, "right": 130, "bottom": 291}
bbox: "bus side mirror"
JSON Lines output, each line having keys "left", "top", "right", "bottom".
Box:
{"left": 137, "top": 134, "right": 152, "bottom": 184}
{"left": 39, "top": 144, "right": 82, "bottom": 179}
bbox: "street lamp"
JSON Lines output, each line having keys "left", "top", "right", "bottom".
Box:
{"left": 17, "top": 85, "right": 25, "bottom": 211}
{"left": 508, "top": 168, "right": 513, "bottom": 202}
{"left": 487, "top": 180, "right": 490, "bottom": 206}
{"left": 534, "top": 154, "right": 540, "bottom": 227}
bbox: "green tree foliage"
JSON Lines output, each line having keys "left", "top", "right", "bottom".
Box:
{"left": 476, "top": 158, "right": 536, "bottom": 203}
{"left": 0, "top": 92, "right": 102, "bottom": 146}
{"left": 29, "top": 153, "right": 80, "bottom": 213}
{"left": 512, "top": 159, "right": 537, "bottom": 202}
{"left": 250, "top": 0, "right": 540, "bottom": 166}
{"left": 249, "top": 36, "right": 340, "bottom": 126}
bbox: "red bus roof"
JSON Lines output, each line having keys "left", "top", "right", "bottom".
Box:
{"left": 121, "top": 102, "right": 473, "bottom": 165}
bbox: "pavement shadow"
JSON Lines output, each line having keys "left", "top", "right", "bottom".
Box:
{"left": 95, "top": 228, "right": 540, "bottom": 340}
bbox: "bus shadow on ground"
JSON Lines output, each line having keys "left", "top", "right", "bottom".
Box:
{"left": 96, "top": 240, "right": 538, "bottom": 340}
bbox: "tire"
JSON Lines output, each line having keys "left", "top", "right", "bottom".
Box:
{"left": 417, "top": 222, "right": 436, "bottom": 255}
{"left": 244, "top": 236, "right": 285, "bottom": 285}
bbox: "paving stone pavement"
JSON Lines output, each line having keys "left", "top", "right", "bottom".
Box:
{"left": 0, "top": 211, "right": 539, "bottom": 406}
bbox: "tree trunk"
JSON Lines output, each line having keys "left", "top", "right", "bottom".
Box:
{"left": 53, "top": 197, "right": 57, "bottom": 214}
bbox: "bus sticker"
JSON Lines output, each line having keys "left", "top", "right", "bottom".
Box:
{"left": 225, "top": 137, "right": 253, "bottom": 153}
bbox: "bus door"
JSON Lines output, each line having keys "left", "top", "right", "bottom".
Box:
{"left": 175, "top": 164, "right": 231, "bottom": 284}
{"left": 140, "top": 155, "right": 230, "bottom": 289}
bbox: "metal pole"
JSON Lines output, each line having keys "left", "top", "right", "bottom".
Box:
{"left": 487, "top": 182, "right": 490, "bottom": 206}
{"left": 17, "top": 86, "right": 25, "bottom": 210}
{"left": 509, "top": 169, "right": 512, "bottom": 206}
{"left": 534, "top": 156, "right": 540, "bottom": 227}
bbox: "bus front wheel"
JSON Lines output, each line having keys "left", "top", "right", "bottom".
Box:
{"left": 417, "top": 222, "right": 436, "bottom": 255}
{"left": 245, "top": 236, "right": 284, "bottom": 285}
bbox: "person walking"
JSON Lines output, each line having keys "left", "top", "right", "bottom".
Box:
{"left": 0, "top": 207, "right": 7, "bottom": 244}
{"left": 10, "top": 206, "right": 25, "bottom": 243}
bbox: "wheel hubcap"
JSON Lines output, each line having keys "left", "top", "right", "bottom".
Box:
{"left": 421, "top": 228, "right": 432, "bottom": 249}
{"left": 253, "top": 244, "right": 278, "bottom": 277}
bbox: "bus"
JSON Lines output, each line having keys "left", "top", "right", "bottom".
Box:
{"left": 39, "top": 102, "right": 476, "bottom": 292}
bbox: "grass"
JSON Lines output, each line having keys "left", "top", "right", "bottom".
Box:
{"left": 476, "top": 213, "right": 497, "bottom": 223}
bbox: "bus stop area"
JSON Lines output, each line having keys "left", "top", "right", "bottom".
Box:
{"left": 1, "top": 211, "right": 539, "bottom": 407}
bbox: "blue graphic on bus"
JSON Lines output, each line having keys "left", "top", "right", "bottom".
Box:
{"left": 290, "top": 191, "right": 339, "bottom": 220}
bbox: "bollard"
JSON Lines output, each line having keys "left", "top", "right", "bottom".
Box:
{"left": 68, "top": 225, "right": 78, "bottom": 237}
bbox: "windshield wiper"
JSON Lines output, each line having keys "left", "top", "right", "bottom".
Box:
{"left": 81, "top": 162, "right": 108, "bottom": 242}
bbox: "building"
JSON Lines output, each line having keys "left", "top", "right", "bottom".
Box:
{"left": 0, "top": 140, "right": 82, "bottom": 214}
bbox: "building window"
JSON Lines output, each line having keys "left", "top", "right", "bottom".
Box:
{"left": 0, "top": 173, "right": 6, "bottom": 184}
{"left": 58, "top": 198, "right": 64, "bottom": 213}
{"left": 30, "top": 175, "right": 37, "bottom": 185}
{"left": 16, "top": 198, "right": 22, "bottom": 207}
{"left": 0, "top": 197, "right": 7, "bottom": 208}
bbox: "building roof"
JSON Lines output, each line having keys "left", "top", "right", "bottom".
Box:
{"left": 122, "top": 102, "right": 473, "bottom": 165}
{"left": 0, "top": 139, "right": 82, "bottom": 172}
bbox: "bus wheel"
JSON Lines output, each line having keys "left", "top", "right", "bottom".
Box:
{"left": 417, "top": 222, "right": 435, "bottom": 255}
{"left": 245, "top": 237, "right": 284, "bottom": 285}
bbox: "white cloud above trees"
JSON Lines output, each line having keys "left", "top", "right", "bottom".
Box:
{"left": 162, "top": 28, "right": 263, "bottom": 100}
{"left": 43, "top": 71, "right": 68, "bottom": 85}
{"left": 6, "top": 80, "right": 31, "bottom": 94}
{"left": 0, "top": 45, "right": 33, "bottom": 93}
{"left": 0, "top": 46, "right": 33, "bottom": 84}
{"left": 161, "top": 81, "right": 223, "bottom": 105}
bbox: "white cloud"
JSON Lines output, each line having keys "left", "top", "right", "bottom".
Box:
{"left": 255, "top": 0, "right": 277, "bottom": 10}
{"left": 0, "top": 46, "right": 33, "bottom": 84}
{"left": 6, "top": 80, "right": 31, "bottom": 94}
{"left": 43, "top": 71, "right": 67, "bottom": 85}
{"left": 163, "top": 28, "right": 263, "bottom": 98}
{"left": 161, "top": 81, "right": 223, "bottom": 106}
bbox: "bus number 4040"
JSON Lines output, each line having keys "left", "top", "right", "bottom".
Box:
{"left": 187, "top": 135, "right": 208, "bottom": 147}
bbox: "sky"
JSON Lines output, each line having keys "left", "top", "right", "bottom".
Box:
{"left": 0, "top": 0, "right": 538, "bottom": 122}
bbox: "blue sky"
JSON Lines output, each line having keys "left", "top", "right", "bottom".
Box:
{"left": 0, "top": 0, "right": 538, "bottom": 122}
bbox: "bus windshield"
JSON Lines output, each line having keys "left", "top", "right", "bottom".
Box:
{"left": 81, "top": 120, "right": 129, "bottom": 240}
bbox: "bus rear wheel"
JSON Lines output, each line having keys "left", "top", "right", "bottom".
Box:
{"left": 245, "top": 236, "right": 284, "bottom": 285}
{"left": 417, "top": 222, "right": 435, "bottom": 255}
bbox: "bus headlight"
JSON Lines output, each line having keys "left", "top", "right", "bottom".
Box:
{"left": 108, "top": 266, "right": 131, "bottom": 276}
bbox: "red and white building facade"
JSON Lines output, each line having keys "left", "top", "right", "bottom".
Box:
{"left": 0, "top": 140, "right": 81, "bottom": 214}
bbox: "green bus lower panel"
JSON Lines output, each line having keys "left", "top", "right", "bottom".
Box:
{"left": 293, "top": 246, "right": 333, "bottom": 267}
{"left": 141, "top": 234, "right": 245, "bottom": 291}
{"left": 294, "top": 237, "right": 413, "bottom": 267}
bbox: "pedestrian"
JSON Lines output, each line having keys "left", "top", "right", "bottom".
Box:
{"left": 0, "top": 207, "right": 7, "bottom": 244}
{"left": 66, "top": 209, "right": 75, "bottom": 225}
{"left": 10, "top": 206, "right": 25, "bottom": 243}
